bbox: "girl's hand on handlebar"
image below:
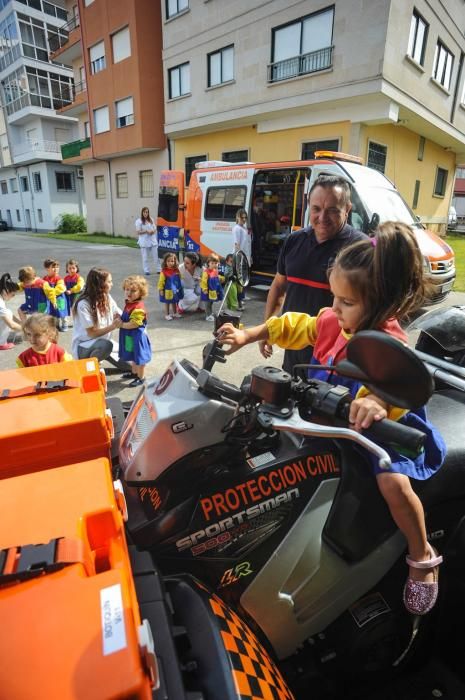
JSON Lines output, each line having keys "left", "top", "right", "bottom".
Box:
{"left": 349, "top": 396, "right": 387, "bottom": 432}
{"left": 215, "top": 323, "right": 247, "bottom": 354}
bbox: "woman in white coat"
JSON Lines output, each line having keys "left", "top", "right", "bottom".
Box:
{"left": 135, "top": 207, "right": 160, "bottom": 275}
{"left": 232, "top": 208, "right": 252, "bottom": 264}
{"left": 178, "top": 252, "right": 203, "bottom": 313}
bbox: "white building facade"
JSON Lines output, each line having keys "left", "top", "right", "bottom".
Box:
{"left": 0, "top": 0, "right": 84, "bottom": 231}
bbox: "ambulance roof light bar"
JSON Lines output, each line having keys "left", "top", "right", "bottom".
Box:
{"left": 195, "top": 160, "right": 254, "bottom": 169}
{"left": 314, "top": 151, "right": 364, "bottom": 165}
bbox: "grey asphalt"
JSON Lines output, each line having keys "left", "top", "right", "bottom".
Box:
{"left": 1, "top": 230, "right": 463, "bottom": 404}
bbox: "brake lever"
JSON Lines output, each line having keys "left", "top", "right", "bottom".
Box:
{"left": 267, "top": 410, "right": 392, "bottom": 471}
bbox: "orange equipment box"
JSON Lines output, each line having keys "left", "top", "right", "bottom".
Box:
{"left": 0, "top": 358, "right": 113, "bottom": 479}
{"left": 0, "top": 457, "right": 157, "bottom": 699}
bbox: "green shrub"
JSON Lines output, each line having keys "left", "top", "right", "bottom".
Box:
{"left": 55, "top": 213, "right": 87, "bottom": 234}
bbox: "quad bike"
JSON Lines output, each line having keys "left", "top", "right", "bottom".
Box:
{"left": 115, "top": 254, "right": 465, "bottom": 700}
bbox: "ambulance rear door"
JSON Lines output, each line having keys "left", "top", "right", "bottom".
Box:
{"left": 197, "top": 167, "right": 254, "bottom": 258}
{"left": 157, "top": 170, "right": 185, "bottom": 254}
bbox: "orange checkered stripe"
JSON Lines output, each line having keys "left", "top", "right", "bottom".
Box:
{"left": 208, "top": 592, "right": 295, "bottom": 700}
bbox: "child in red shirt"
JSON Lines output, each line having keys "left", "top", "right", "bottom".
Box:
{"left": 17, "top": 313, "right": 72, "bottom": 367}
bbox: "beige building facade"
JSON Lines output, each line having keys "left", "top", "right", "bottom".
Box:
{"left": 162, "top": 0, "right": 465, "bottom": 232}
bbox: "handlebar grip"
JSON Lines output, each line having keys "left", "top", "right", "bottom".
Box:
{"left": 362, "top": 418, "right": 426, "bottom": 457}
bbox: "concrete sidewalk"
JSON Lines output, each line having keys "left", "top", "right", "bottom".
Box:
{"left": 1, "top": 230, "right": 463, "bottom": 405}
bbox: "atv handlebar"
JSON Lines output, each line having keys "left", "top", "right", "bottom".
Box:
{"left": 196, "top": 357, "right": 427, "bottom": 465}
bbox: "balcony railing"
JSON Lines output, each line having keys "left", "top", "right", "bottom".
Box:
{"left": 48, "top": 13, "right": 80, "bottom": 53}
{"left": 73, "top": 79, "right": 86, "bottom": 96}
{"left": 12, "top": 139, "right": 65, "bottom": 159}
{"left": 267, "top": 46, "right": 333, "bottom": 83}
{"left": 61, "top": 137, "right": 91, "bottom": 159}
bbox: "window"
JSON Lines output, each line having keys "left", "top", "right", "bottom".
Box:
{"left": 270, "top": 8, "right": 334, "bottom": 82}
{"left": 16, "top": 209, "right": 20, "bottom": 221}
{"left": 418, "top": 136, "right": 425, "bottom": 161}
{"left": 89, "top": 40, "right": 105, "bottom": 75}
{"left": 185, "top": 155, "right": 206, "bottom": 182}
{"left": 55, "top": 171, "right": 75, "bottom": 192}
{"left": 139, "top": 170, "right": 154, "bottom": 198}
{"left": 112, "top": 26, "right": 130, "bottom": 63}
{"left": 115, "top": 96, "right": 134, "bottom": 128}
{"left": 0, "top": 181, "right": 7, "bottom": 194}
{"left": 432, "top": 41, "right": 454, "bottom": 90}
{"left": 412, "top": 180, "right": 421, "bottom": 209}
{"left": 95, "top": 175, "right": 105, "bottom": 199}
{"left": 166, "top": 0, "right": 188, "bottom": 19}
{"left": 18, "top": 13, "right": 48, "bottom": 63}
{"left": 205, "top": 186, "right": 247, "bottom": 220}
{"left": 434, "top": 167, "right": 448, "bottom": 197}
{"left": 93, "top": 105, "right": 109, "bottom": 134}
{"left": 301, "top": 139, "right": 339, "bottom": 160}
{"left": 84, "top": 120, "right": 90, "bottom": 138}
{"left": 168, "top": 62, "right": 190, "bottom": 98}
{"left": 20, "top": 175, "right": 29, "bottom": 192}
{"left": 32, "top": 172, "right": 42, "bottom": 191}
{"left": 37, "top": 208, "right": 43, "bottom": 223}
{"left": 116, "top": 172, "right": 128, "bottom": 198}
{"left": 367, "top": 141, "right": 387, "bottom": 174}
{"left": 222, "top": 149, "right": 249, "bottom": 163}
{"left": 407, "top": 10, "right": 428, "bottom": 65}
{"left": 9, "top": 178, "right": 18, "bottom": 193}
{"left": 208, "top": 45, "right": 234, "bottom": 87}
{"left": 84, "top": 0, "right": 95, "bottom": 5}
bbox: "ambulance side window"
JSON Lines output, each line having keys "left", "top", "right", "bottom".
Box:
{"left": 205, "top": 186, "right": 247, "bottom": 220}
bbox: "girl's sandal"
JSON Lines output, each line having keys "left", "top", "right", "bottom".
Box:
{"left": 403, "top": 543, "right": 443, "bottom": 615}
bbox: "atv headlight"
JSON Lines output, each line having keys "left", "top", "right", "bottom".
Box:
{"left": 119, "top": 394, "right": 157, "bottom": 465}
{"left": 423, "top": 256, "right": 431, "bottom": 273}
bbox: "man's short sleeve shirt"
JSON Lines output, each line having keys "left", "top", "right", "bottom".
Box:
{"left": 277, "top": 225, "right": 367, "bottom": 316}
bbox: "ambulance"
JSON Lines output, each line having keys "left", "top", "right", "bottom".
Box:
{"left": 157, "top": 151, "right": 456, "bottom": 301}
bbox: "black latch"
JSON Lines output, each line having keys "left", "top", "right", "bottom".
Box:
{"left": 0, "top": 539, "right": 62, "bottom": 584}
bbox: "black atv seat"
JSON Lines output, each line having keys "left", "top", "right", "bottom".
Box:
{"left": 414, "top": 389, "right": 465, "bottom": 508}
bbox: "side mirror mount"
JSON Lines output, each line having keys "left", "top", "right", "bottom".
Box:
{"left": 367, "top": 213, "right": 380, "bottom": 232}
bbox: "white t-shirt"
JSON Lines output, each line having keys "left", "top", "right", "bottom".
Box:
{"left": 71, "top": 295, "right": 121, "bottom": 358}
{"left": 135, "top": 217, "right": 157, "bottom": 248}
{"left": 232, "top": 223, "right": 251, "bottom": 263}
{"left": 179, "top": 262, "right": 201, "bottom": 292}
{"left": 0, "top": 296, "right": 13, "bottom": 345}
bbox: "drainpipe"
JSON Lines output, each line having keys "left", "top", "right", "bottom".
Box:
{"left": 168, "top": 137, "right": 172, "bottom": 169}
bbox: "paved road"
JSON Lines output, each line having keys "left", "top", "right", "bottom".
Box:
{"left": 1, "top": 230, "right": 463, "bottom": 403}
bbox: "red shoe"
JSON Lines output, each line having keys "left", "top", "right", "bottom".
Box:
{"left": 176, "top": 304, "right": 184, "bottom": 316}
{"left": 0, "top": 342, "right": 14, "bottom": 350}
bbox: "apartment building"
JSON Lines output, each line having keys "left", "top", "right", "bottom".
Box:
{"left": 0, "top": 0, "right": 83, "bottom": 232}
{"left": 162, "top": 0, "right": 465, "bottom": 233}
{"left": 51, "top": 0, "right": 167, "bottom": 236}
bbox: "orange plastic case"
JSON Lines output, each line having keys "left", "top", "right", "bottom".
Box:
{"left": 0, "top": 359, "right": 113, "bottom": 479}
{"left": 0, "top": 457, "right": 157, "bottom": 699}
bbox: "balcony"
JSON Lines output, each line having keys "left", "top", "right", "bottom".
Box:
{"left": 267, "top": 46, "right": 333, "bottom": 83}
{"left": 11, "top": 138, "right": 66, "bottom": 165}
{"left": 58, "top": 80, "right": 87, "bottom": 116}
{"left": 49, "top": 14, "right": 82, "bottom": 64}
{"left": 61, "top": 137, "right": 91, "bottom": 164}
